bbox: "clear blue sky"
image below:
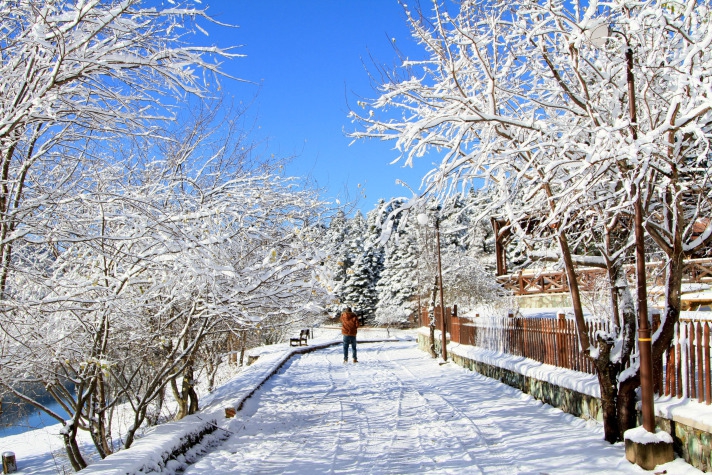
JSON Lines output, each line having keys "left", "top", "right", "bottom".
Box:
{"left": 198, "top": 1, "right": 433, "bottom": 213}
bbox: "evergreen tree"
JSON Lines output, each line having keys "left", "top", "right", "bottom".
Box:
{"left": 341, "top": 206, "right": 388, "bottom": 322}
{"left": 440, "top": 194, "right": 469, "bottom": 254}
{"left": 375, "top": 210, "right": 419, "bottom": 326}
{"left": 323, "top": 210, "right": 350, "bottom": 315}
{"left": 462, "top": 188, "right": 495, "bottom": 257}
{"left": 340, "top": 211, "right": 368, "bottom": 314}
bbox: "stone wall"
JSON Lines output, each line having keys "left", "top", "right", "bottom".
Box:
{"left": 656, "top": 417, "right": 712, "bottom": 471}
{"left": 418, "top": 332, "right": 712, "bottom": 471}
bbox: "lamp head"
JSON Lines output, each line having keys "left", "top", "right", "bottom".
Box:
{"left": 586, "top": 23, "right": 609, "bottom": 48}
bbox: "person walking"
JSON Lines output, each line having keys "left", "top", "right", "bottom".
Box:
{"left": 341, "top": 307, "right": 359, "bottom": 363}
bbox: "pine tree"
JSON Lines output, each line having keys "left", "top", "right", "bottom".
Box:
{"left": 462, "top": 188, "right": 495, "bottom": 257}
{"left": 440, "top": 194, "right": 469, "bottom": 254}
{"left": 360, "top": 205, "right": 387, "bottom": 319}
{"left": 323, "top": 210, "right": 350, "bottom": 315}
{"left": 375, "top": 212, "right": 419, "bottom": 326}
{"left": 340, "top": 211, "right": 367, "bottom": 313}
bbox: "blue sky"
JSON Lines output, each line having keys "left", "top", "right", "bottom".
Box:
{"left": 197, "top": 0, "right": 433, "bottom": 213}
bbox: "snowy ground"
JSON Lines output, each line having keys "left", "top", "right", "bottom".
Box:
{"left": 185, "top": 340, "right": 696, "bottom": 474}
{"left": 1, "top": 327, "right": 703, "bottom": 474}
{"left": 0, "top": 327, "right": 401, "bottom": 474}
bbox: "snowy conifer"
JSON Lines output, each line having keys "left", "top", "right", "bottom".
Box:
{"left": 322, "top": 210, "right": 350, "bottom": 315}
{"left": 375, "top": 212, "right": 419, "bottom": 326}
{"left": 341, "top": 208, "right": 385, "bottom": 321}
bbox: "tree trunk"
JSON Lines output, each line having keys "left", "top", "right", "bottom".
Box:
{"left": 558, "top": 229, "right": 635, "bottom": 442}
{"left": 124, "top": 405, "right": 148, "bottom": 449}
{"left": 88, "top": 371, "right": 112, "bottom": 458}
{"left": 651, "top": 204, "right": 684, "bottom": 386}
{"left": 594, "top": 334, "right": 621, "bottom": 443}
{"left": 146, "top": 386, "right": 165, "bottom": 426}
{"left": 618, "top": 375, "right": 640, "bottom": 438}
{"left": 239, "top": 330, "right": 247, "bottom": 366}
{"left": 171, "top": 363, "right": 198, "bottom": 420}
{"left": 653, "top": 256, "right": 682, "bottom": 394}
{"left": 605, "top": 258, "right": 640, "bottom": 440}
{"left": 63, "top": 420, "right": 87, "bottom": 471}
{"left": 556, "top": 233, "right": 590, "bottom": 351}
{"left": 171, "top": 376, "right": 188, "bottom": 421}
{"left": 207, "top": 357, "right": 219, "bottom": 393}
{"left": 188, "top": 385, "right": 199, "bottom": 414}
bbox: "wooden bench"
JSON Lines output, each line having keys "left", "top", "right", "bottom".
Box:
{"left": 289, "top": 329, "right": 309, "bottom": 347}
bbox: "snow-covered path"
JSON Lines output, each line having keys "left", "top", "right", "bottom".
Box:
{"left": 185, "top": 341, "right": 642, "bottom": 474}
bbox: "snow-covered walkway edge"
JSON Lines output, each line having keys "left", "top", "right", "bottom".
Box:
{"left": 419, "top": 326, "right": 712, "bottom": 471}
{"left": 423, "top": 327, "right": 712, "bottom": 433}
{"left": 80, "top": 327, "right": 414, "bottom": 474}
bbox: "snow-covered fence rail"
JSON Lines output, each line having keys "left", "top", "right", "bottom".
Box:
{"left": 424, "top": 308, "right": 712, "bottom": 406}
{"left": 496, "top": 270, "right": 585, "bottom": 295}
{"left": 496, "top": 258, "right": 712, "bottom": 296}
{"left": 683, "top": 258, "right": 712, "bottom": 283}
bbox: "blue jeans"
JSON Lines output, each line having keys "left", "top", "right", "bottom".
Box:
{"left": 343, "top": 335, "right": 357, "bottom": 360}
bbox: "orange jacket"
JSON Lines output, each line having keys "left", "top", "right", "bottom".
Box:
{"left": 341, "top": 311, "right": 359, "bottom": 336}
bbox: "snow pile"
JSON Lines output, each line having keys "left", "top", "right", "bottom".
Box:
{"left": 653, "top": 396, "right": 712, "bottom": 433}
{"left": 78, "top": 416, "right": 221, "bottom": 474}
{"left": 624, "top": 426, "right": 673, "bottom": 445}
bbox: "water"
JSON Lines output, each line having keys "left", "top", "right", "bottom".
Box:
{"left": 0, "top": 400, "right": 70, "bottom": 437}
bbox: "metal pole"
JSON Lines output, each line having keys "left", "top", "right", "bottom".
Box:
{"left": 626, "top": 41, "right": 655, "bottom": 433}
{"left": 635, "top": 192, "right": 655, "bottom": 432}
{"left": 435, "top": 215, "right": 447, "bottom": 361}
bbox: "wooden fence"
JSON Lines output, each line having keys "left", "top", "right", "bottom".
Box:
{"left": 496, "top": 258, "right": 712, "bottom": 296}
{"left": 665, "top": 320, "right": 712, "bottom": 403}
{"left": 421, "top": 308, "right": 712, "bottom": 405}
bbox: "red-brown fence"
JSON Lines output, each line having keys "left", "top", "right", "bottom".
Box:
{"left": 496, "top": 258, "right": 712, "bottom": 296}
{"left": 664, "top": 320, "right": 712, "bottom": 404}
{"left": 421, "top": 307, "right": 712, "bottom": 405}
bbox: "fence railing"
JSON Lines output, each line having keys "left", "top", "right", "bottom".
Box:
{"left": 665, "top": 319, "right": 712, "bottom": 403}
{"left": 496, "top": 258, "right": 712, "bottom": 296}
{"left": 421, "top": 308, "right": 712, "bottom": 405}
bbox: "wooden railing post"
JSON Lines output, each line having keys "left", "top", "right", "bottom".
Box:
{"left": 690, "top": 321, "right": 697, "bottom": 399}
{"left": 557, "top": 313, "right": 567, "bottom": 368}
{"left": 449, "top": 306, "right": 460, "bottom": 344}
{"left": 705, "top": 322, "right": 710, "bottom": 405}
{"left": 676, "top": 322, "right": 683, "bottom": 399}
{"left": 568, "top": 318, "right": 578, "bottom": 371}
{"left": 544, "top": 318, "right": 553, "bottom": 366}
{"left": 697, "top": 321, "right": 704, "bottom": 401}
{"left": 665, "top": 345, "right": 675, "bottom": 397}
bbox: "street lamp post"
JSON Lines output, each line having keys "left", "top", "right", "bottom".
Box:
{"left": 418, "top": 209, "right": 447, "bottom": 361}
{"left": 434, "top": 215, "right": 447, "bottom": 361}
{"left": 589, "top": 25, "right": 655, "bottom": 433}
